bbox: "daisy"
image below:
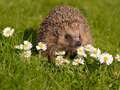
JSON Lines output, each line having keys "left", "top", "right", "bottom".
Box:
{"left": 21, "top": 50, "right": 31, "bottom": 58}
{"left": 90, "top": 48, "right": 101, "bottom": 58}
{"left": 55, "top": 56, "right": 70, "bottom": 66}
{"left": 55, "top": 56, "right": 65, "bottom": 66}
{"left": 55, "top": 56, "right": 63, "bottom": 61}
{"left": 99, "top": 52, "right": 113, "bottom": 65}
{"left": 115, "top": 54, "right": 120, "bottom": 62}
{"left": 64, "top": 59, "right": 70, "bottom": 64}
{"left": 77, "top": 46, "right": 87, "bottom": 57}
{"left": 55, "top": 51, "right": 65, "bottom": 56}
{"left": 23, "top": 41, "right": 32, "bottom": 50}
{"left": 72, "top": 57, "right": 84, "bottom": 65}
{"left": 15, "top": 44, "right": 24, "bottom": 50}
{"left": 36, "top": 42, "right": 47, "bottom": 51}
{"left": 85, "top": 44, "right": 94, "bottom": 52}
{"left": 3, "top": 27, "right": 14, "bottom": 37}
{"left": 19, "top": 44, "right": 24, "bottom": 50}
{"left": 15, "top": 45, "right": 20, "bottom": 49}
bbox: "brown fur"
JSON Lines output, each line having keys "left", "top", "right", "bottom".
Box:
{"left": 37, "top": 6, "right": 92, "bottom": 61}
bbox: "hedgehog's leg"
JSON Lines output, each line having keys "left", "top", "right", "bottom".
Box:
{"left": 70, "top": 49, "right": 77, "bottom": 59}
{"left": 47, "top": 45, "right": 58, "bottom": 63}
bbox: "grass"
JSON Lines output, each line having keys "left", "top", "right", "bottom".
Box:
{"left": 0, "top": 0, "right": 120, "bottom": 89}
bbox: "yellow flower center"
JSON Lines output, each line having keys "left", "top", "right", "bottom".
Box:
{"left": 39, "top": 44, "right": 44, "bottom": 48}
{"left": 104, "top": 56, "right": 108, "bottom": 62}
{"left": 94, "top": 50, "right": 97, "bottom": 54}
{"left": 78, "top": 48, "right": 83, "bottom": 53}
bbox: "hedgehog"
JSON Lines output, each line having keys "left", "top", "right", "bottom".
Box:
{"left": 37, "top": 6, "right": 92, "bottom": 61}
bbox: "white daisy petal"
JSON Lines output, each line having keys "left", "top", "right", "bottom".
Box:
{"left": 85, "top": 44, "right": 94, "bottom": 52}
{"left": 77, "top": 46, "right": 87, "bottom": 57}
{"left": 64, "top": 59, "right": 70, "bottom": 64}
{"left": 55, "top": 51, "right": 65, "bottom": 56}
{"left": 36, "top": 42, "right": 47, "bottom": 51}
{"left": 14, "top": 44, "right": 23, "bottom": 50}
{"left": 72, "top": 57, "right": 84, "bottom": 65}
{"left": 14, "top": 45, "right": 20, "bottom": 49}
{"left": 23, "top": 41, "right": 32, "bottom": 50}
{"left": 115, "top": 54, "right": 120, "bottom": 62}
{"left": 55, "top": 56, "right": 70, "bottom": 66}
{"left": 19, "top": 44, "right": 24, "bottom": 50}
{"left": 21, "top": 50, "right": 31, "bottom": 58}
{"left": 99, "top": 52, "right": 113, "bottom": 65}
{"left": 72, "top": 62, "right": 78, "bottom": 65}
{"left": 55, "top": 56, "right": 63, "bottom": 61}
{"left": 3, "top": 27, "right": 14, "bottom": 37}
{"left": 90, "top": 48, "right": 101, "bottom": 58}
{"left": 36, "top": 46, "right": 40, "bottom": 50}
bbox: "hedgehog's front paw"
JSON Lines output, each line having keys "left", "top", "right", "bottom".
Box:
{"left": 47, "top": 46, "right": 58, "bottom": 63}
{"left": 70, "top": 50, "right": 77, "bottom": 59}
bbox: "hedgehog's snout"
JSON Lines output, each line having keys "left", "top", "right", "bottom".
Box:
{"left": 71, "top": 40, "right": 81, "bottom": 48}
{"left": 74, "top": 40, "right": 81, "bottom": 47}
{"left": 72, "top": 37, "right": 82, "bottom": 48}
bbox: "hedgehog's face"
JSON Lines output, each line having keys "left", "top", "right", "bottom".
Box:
{"left": 64, "top": 33, "right": 81, "bottom": 48}
{"left": 58, "top": 24, "right": 82, "bottom": 50}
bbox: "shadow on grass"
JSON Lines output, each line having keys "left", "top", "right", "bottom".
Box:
{"left": 84, "top": 58, "right": 100, "bottom": 73}
{"left": 23, "top": 27, "right": 38, "bottom": 54}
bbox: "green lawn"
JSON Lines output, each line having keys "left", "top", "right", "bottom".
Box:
{"left": 0, "top": 0, "right": 120, "bottom": 90}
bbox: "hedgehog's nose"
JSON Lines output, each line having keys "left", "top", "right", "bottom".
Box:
{"left": 75, "top": 41, "right": 81, "bottom": 47}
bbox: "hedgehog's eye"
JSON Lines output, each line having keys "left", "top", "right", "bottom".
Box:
{"left": 65, "top": 34, "right": 72, "bottom": 40}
